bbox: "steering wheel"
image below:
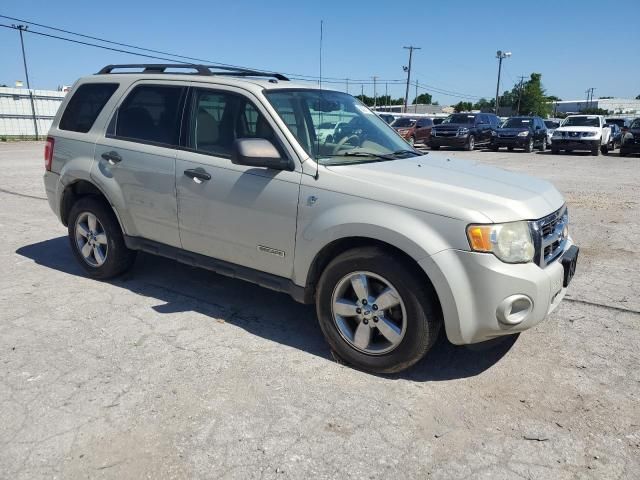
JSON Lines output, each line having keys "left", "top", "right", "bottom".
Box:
{"left": 333, "top": 134, "right": 360, "bottom": 154}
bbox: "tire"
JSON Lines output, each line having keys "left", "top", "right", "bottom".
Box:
{"left": 68, "top": 196, "right": 136, "bottom": 279}
{"left": 593, "top": 142, "right": 601, "bottom": 156}
{"left": 430, "top": 145, "right": 440, "bottom": 150}
{"left": 316, "top": 247, "right": 442, "bottom": 374}
{"left": 539, "top": 138, "right": 547, "bottom": 151}
{"left": 465, "top": 135, "right": 475, "bottom": 151}
{"left": 620, "top": 150, "right": 628, "bottom": 157}
{"left": 524, "top": 138, "right": 534, "bottom": 153}
{"left": 490, "top": 144, "right": 499, "bottom": 151}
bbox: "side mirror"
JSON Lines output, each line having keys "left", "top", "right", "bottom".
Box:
{"left": 232, "top": 138, "right": 291, "bottom": 170}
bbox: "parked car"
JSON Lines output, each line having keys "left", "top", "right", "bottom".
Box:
{"left": 607, "top": 123, "right": 622, "bottom": 150}
{"left": 43, "top": 63, "right": 579, "bottom": 373}
{"left": 429, "top": 113, "right": 500, "bottom": 151}
{"left": 432, "top": 118, "right": 445, "bottom": 125}
{"left": 390, "top": 117, "right": 433, "bottom": 146}
{"left": 620, "top": 118, "right": 640, "bottom": 156}
{"left": 376, "top": 113, "right": 396, "bottom": 124}
{"left": 551, "top": 115, "right": 613, "bottom": 155}
{"left": 605, "top": 117, "right": 632, "bottom": 129}
{"left": 544, "top": 120, "right": 560, "bottom": 146}
{"left": 490, "top": 116, "right": 548, "bottom": 152}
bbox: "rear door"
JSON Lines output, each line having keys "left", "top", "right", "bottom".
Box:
{"left": 476, "top": 114, "right": 492, "bottom": 143}
{"left": 93, "top": 81, "right": 188, "bottom": 247}
{"left": 175, "top": 85, "right": 302, "bottom": 278}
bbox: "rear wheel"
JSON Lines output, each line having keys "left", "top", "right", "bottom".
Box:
{"left": 68, "top": 196, "right": 136, "bottom": 279}
{"left": 465, "top": 135, "right": 475, "bottom": 151}
{"left": 539, "top": 138, "right": 547, "bottom": 151}
{"left": 316, "top": 247, "right": 441, "bottom": 373}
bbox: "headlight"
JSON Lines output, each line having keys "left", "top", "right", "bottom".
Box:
{"left": 467, "top": 221, "right": 535, "bottom": 263}
{"left": 517, "top": 131, "right": 530, "bottom": 137}
{"left": 458, "top": 127, "right": 469, "bottom": 136}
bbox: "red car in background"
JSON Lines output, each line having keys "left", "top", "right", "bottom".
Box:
{"left": 391, "top": 117, "right": 433, "bottom": 146}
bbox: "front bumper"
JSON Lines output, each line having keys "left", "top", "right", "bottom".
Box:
{"left": 552, "top": 139, "right": 598, "bottom": 151}
{"left": 421, "top": 242, "right": 574, "bottom": 345}
{"left": 491, "top": 136, "right": 530, "bottom": 148}
{"left": 429, "top": 135, "right": 468, "bottom": 147}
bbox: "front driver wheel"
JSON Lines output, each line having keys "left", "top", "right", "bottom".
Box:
{"left": 316, "top": 247, "right": 441, "bottom": 373}
{"left": 465, "top": 135, "right": 475, "bottom": 151}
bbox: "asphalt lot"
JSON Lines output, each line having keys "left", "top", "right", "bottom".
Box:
{"left": 1, "top": 141, "right": 639, "bottom": 479}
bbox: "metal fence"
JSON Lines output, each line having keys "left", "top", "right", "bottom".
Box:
{"left": 0, "top": 87, "right": 66, "bottom": 137}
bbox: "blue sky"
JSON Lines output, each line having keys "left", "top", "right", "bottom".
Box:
{"left": 1, "top": 1, "right": 639, "bottom": 104}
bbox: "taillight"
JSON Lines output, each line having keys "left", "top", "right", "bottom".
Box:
{"left": 44, "top": 137, "right": 54, "bottom": 171}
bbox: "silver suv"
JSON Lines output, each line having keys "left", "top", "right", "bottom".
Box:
{"left": 43, "top": 64, "right": 579, "bottom": 373}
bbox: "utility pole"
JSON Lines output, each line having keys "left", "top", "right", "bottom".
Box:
{"left": 516, "top": 75, "right": 526, "bottom": 114}
{"left": 361, "top": 84, "right": 364, "bottom": 103}
{"left": 584, "top": 87, "right": 595, "bottom": 111}
{"left": 495, "top": 50, "right": 512, "bottom": 114}
{"left": 15, "top": 25, "right": 39, "bottom": 140}
{"left": 414, "top": 80, "right": 418, "bottom": 113}
{"left": 345, "top": 78, "right": 349, "bottom": 94}
{"left": 372, "top": 76, "right": 378, "bottom": 109}
{"left": 385, "top": 83, "right": 388, "bottom": 108}
{"left": 403, "top": 46, "right": 421, "bottom": 113}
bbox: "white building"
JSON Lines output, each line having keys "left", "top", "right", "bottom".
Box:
{"left": 551, "top": 98, "right": 640, "bottom": 115}
{"left": 0, "top": 87, "right": 67, "bottom": 137}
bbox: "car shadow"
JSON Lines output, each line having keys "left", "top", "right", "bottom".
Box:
{"left": 15, "top": 237, "right": 517, "bottom": 382}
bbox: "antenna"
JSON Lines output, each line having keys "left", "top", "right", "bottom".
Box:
{"left": 315, "top": 19, "right": 324, "bottom": 180}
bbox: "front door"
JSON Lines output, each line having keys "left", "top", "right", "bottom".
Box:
{"left": 93, "top": 82, "right": 188, "bottom": 247}
{"left": 175, "top": 86, "right": 301, "bottom": 278}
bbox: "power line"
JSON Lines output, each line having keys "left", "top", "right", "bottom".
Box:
{"left": 0, "top": 16, "right": 488, "bottom": 101}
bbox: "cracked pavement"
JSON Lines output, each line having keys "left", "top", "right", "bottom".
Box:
{"left": 0, "top": 142, "right": 638, "bottom": 479}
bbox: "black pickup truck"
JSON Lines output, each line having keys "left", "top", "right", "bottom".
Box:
{"left": 429, "top": 112, "right": 501, "bottom": 151}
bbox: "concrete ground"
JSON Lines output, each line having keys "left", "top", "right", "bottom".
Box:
{"left": 1, "top": 141, "right": 638, "bottom": 479}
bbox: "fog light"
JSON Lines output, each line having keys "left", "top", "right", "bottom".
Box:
{"left": 496, "top": 294, "right": 533, "bottom": 325}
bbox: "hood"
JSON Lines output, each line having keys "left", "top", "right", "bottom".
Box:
{"left": 324, "top": 154, "right": 564, "bottom": 223}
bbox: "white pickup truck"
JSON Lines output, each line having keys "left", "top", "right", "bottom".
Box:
{"left": 551, "top": 115, "right": 612, "bottom": 155}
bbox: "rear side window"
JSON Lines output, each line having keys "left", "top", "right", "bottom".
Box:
{"left": 111, "top": 85, "right": 186, "bottom": 146}
{"left": 59, "top": 83, "right": 119, "bottom": 133}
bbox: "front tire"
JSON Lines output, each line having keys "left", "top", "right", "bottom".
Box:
{"left": 524, "top": 138, "right": 534, "bottom": 153}
{"left": 316, "top": 247, "right": 441, "bottom": 374}
{"left": 465, "top": 135, "right": 475, "bottom": 151}
{"left": 539, "top": 138, "right": 547, "bottom": 151}
{"left": 68, "top": 196, "right": 136, "bottom": 279}
{"left": 593, "top": 142, "right": 601, "bottom": 156}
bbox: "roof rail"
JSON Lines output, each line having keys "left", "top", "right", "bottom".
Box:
{"left": 96, "top": 64, "right": 289, "bottom": 81}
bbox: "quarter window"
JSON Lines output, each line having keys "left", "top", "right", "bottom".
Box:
{"left": 112, "top": 85, "right": 186, "bottom": 146}
{"left": 59, "top": 83, "right": 119, "bottom": 133}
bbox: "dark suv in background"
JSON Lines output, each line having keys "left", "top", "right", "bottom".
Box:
{"left": 491, "top": 116, "right": 548, "bottom": 152}
{"left": 429, "top": 113, "right": 500, "bottom": 150}
{"left": 620, "top": 118, "right": 640, "bottom": 156}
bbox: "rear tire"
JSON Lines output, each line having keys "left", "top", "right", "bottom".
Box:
{"left": 68, "top": 196, "right": 136, "bottom": 279}
{"left": 316, "top": 247, "right": 441, "bottom": 374}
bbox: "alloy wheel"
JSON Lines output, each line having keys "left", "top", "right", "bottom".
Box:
{"left": 75, "top": 212, "right": 108, "bottom": 267}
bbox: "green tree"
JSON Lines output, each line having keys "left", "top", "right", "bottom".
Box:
{"left": 546, "top": 95, "right": 562, "bottom": 102}
{"left": 412, "top": 93, "right": 433, "bottom": 104}
{"left": 581, "top": 107, "right": 609, "bottom": 115}
{"left": 517, "top": 73, "right": 552, "bottom": 116}
{"left": 473, "top": 98, "right": 494, "bottom": 111}
{"left": 453, "top": 101, "right": 473, "bottom": 112}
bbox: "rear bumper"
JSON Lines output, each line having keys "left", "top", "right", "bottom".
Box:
{"left": 421, "top": 243, "right": 574, "bottom": 345}
{"left": 43, "top": 171, "right": 61, "bottom": 221}
{"left": 552, "top": 139, "right": 598, "bottom": 151}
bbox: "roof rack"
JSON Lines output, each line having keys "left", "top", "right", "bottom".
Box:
{"left": 96, "top": 64, "right": 289, "bottom": 81}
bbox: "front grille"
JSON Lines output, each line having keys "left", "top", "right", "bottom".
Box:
{"left": 498, "top": 134, "right": 516, "bottom": 138}
{"left": 532, "top": 206, "right": 568, "bottom": 267}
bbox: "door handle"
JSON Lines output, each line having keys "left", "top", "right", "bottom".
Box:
{"left": 101, "top": 151, "right": 122, "bottom": 165}
{"left": 184, "top": 168, "right": 211, "bottom": 183}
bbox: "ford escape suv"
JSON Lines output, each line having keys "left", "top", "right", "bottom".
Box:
{"left": 43, "top": 64, "right": 579, "bottom": 373}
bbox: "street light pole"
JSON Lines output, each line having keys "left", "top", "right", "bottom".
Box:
{"left": 494, "top": 50, "right": 511, "bottom": 115}
{"left": 403, "top": 46, "right": 420, "bottom": 113}
{"left": 15, "top": 25, "right": 39, "bottom": 140}
{"left": 373, "top": 76, "right": 378, "bottom": 109}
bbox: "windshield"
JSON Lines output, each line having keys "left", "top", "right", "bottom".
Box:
{"left": 264, "top": 89, "right": 418, "bottom": 165}
{"left": 544, "top": 120, "right": 559, "bottom": 129}
{"left": 562, "top": 116, "right": 600, "bottom": 127}
{"left": 391, "top": 117, "right": 416, "bottom": 128}
{"left": 605, "top": 118, "right": 626, "bottom": 128}
{"left": 503, "top": 117, "right": 532, "bottom": 128}
{"left": 442, "top": 114, "right": 475, "bottom": 124}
